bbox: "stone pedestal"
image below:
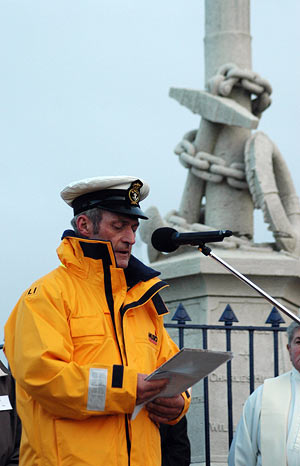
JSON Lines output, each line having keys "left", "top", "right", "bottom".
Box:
{"left": 153, "top": 246, "right": 300, "bottom": 464}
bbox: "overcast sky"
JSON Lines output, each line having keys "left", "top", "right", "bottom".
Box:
{"left": 0, "top": 0, "right": 299, "bottom": 344}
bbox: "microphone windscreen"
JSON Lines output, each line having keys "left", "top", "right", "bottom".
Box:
{"left": 151, "top": 227, "right": 178, "bottom": 252}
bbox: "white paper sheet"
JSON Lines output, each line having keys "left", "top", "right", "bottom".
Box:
{"left": 132, "top": 347, "right": 232, "bottom": 420}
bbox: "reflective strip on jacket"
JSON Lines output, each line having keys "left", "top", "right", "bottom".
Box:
{"left": 4, "top": 232, "right": 191, "bottom": 466}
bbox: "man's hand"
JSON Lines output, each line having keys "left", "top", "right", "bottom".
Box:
{"left": 146, "top": 394, "right": 184, "bottom": 424}
{"left": 136, "top": 373, "right": 169, "bottom": 405}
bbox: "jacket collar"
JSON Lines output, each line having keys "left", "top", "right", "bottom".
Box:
{"left": 125, "top": 255, "right": 160, "bottom": 288}
{"left": 61, "top": 230, "right": 161, "bottom": 286}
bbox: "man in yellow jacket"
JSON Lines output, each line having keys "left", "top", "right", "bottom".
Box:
{"left": 4, "top": 175, "right": 191, "bottom": 466}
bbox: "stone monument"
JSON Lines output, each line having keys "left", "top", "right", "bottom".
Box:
{"left": 140, "top": 0, "right": 300, "bottom": 464}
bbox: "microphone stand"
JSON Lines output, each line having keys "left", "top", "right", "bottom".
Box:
{"left": 198, "top": 244, "right": 300, "bottom": 325}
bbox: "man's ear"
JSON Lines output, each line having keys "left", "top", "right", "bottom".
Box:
{"left": 76, "top": 215, "right": 93, "bottom": 237}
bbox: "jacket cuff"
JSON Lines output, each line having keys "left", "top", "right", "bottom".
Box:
{"left": 106, "top": 365, "right": 137, "bottom": 414}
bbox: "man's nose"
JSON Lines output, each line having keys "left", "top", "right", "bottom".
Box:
{"left": 122, "top": 228, "right": 136, "bottom": 245}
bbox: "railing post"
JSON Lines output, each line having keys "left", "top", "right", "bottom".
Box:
{"left": 219, "top": 305, "right": 238, "bottom": 448}
{"left": 171, "top": 303, "right": 191, "bottom": 349}
{"left": 202, "top": 327, "right": 211, "bottom": 466}
{"left": 249, "top": 329, "right": 255, "bottom": 394}
{"left": 266, "top": 307, "right": 285, "bottom": 377}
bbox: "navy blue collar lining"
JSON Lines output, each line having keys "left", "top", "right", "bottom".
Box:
{"left": 61, "top": 229, "right": 82, "bottom": 240}
{"left": 124, "top": 255, "right": 160, "bottom": 287}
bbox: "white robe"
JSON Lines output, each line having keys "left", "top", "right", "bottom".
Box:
{"left": 228, "top": 367, "right": 300, "bottom": 465}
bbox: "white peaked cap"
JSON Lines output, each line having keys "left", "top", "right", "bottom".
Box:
{"left": 60, "top": 175, "right": 150, "bottom": 219}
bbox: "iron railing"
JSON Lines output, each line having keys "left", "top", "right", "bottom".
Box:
{"left": 165, "top": 302, "right": 287, "bottom": 465}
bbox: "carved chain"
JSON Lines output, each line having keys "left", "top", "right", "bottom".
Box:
{"left": 173, "top": 65, "right": 272, "bottom": 190}
{"left": 174, "top": 134, "right": 248, "bottom": 190}
{"left": 207, "top": 63, "right": 272, "bottom": 117}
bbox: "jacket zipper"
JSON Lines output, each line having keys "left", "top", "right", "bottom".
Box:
{"left": 103, "top": 262, "right": 131, "bottom": 465}
{"left": 119, "top": 306, "right": 131, "bottom": 466}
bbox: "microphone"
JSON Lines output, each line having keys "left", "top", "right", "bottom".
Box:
{"left": 151, "top": 227, "right": 233, "bottom": 252}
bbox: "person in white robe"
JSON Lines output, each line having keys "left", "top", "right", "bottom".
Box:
{"left": 228, "top": 321, "right": 300, "bottom": 466}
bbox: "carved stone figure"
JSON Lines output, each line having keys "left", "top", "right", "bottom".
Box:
{"left": 140, "top": 0, "right": 300, "bottom": 262}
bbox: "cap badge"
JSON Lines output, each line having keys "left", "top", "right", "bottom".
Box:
{"left": 127, "top": 180, "right": 142, "bottom": 206}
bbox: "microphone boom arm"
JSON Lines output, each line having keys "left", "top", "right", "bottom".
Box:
{"left": 199, "top": 244, "right": 300, "bottom": 325}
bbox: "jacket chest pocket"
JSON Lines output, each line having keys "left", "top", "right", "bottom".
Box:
{"left": 70, "top": 316, "right": 105, "bottom": 343}
{"left": 124, "top": 314, "right": 160, "bottom": 372}
{"left": 131, "top": 337, "right": 160, "bottom": 373}
{"left": 70, "top": 314, "right": 120, "bottom": 365}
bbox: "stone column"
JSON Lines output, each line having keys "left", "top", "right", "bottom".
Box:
{"left": 204, "top": 0, "right": 254, "bottom": 237}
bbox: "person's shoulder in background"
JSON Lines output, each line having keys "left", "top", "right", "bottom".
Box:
{"left": 0, "top": 355, "right": 22, "bottom": 465}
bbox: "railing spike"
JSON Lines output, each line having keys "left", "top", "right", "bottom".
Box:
{"left": 172, "top": 303, "right": 192, "bottom": 322}
{"left": 266, "top": 306, "right": 285, "bottom": 326}
{"left": 219, "top": 304, "right": 239, "bottom": 324}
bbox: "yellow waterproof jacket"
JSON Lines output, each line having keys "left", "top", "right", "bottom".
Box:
{"left": 5, "top": 232, "right": 190, "bottom": 466}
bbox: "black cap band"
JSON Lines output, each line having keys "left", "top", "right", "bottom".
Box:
{"left": 72, "top": 188, "right": 148, "bottom": 219}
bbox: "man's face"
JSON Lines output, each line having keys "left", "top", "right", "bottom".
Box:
{"left": 287, "top": 327, "right": 300, "bottom": 373}
{"left": 92, "top": 210, "right": 139, "bottom": 269}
